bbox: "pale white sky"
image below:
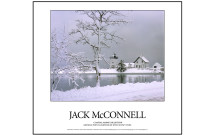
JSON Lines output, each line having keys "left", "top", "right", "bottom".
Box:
{"left": 51, "top": 11, "right": 164, "bottom": 68}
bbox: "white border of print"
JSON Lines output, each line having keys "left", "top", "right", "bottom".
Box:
{"left": 33, "top": 1, "right": 182, "bottom": 134}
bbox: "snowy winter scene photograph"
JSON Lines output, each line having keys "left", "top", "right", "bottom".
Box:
{"left": 50, "top": 10, "right": 165, "bottom": 102}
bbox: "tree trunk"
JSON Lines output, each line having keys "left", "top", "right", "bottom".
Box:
{"left": 95, "top": 18, "right": 102, "bottom": 87}
{"left": 96, "top": 74, "right": 100, "bottom": 87}
{"left": 95, "top": 60, "right": 101, "bottom": 87}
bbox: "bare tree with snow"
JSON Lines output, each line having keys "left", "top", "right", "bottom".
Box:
{"left": 51, "top": 29, "right": 91, "bottom": 91}
{"left": 70, "top": 10, "right": 127, "bottom": 86}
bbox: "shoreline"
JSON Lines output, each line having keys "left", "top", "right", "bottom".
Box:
{"left": 53, "top": 68, "right": 164, "bottom": 75}
{"left": 79, "top": 72, "right": 164, "bottom": 75}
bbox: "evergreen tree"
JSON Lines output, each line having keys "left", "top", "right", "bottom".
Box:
{"left": 117, "top": 60, "right": 127, "bottom": 72}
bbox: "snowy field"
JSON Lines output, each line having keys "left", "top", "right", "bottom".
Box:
{"left": 51, "top": 81, "right": 164, "bottom": 101}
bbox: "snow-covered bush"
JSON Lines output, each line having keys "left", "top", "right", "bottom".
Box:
{"left": 51, "top": 30, "right": 91, "bottom": 91}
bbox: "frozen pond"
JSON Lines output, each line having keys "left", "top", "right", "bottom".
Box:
{"left": 51, "top": 73, "right": 164, "bottom": 91}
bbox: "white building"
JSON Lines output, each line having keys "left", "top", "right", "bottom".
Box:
{"left": 109, "top": 53, "right": 118, "bottom": 68}
{"left": 124, "top": 63, "right": 135, "bottom": 68}
{"left": 109, "top": 54, "right": 150, "bottom": 69}
{"left": 133, "top": 56, "right": 149, "bottom": 69}
{"left": 153, "top": 62, "right": 164, "bottom": 71}
{"left": 153, "top": 62, "right": 162, "bottom": 69}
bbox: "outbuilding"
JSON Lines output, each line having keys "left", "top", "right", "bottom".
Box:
{"left": 153, "top": 62, "right": 162, "bottom": 69}
{"left": 124, "top": 63, "right": 135, "bottom": 68}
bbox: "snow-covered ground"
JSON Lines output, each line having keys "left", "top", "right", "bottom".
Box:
{"left": 51, "top": 81, "right": 164, "bottom": 101}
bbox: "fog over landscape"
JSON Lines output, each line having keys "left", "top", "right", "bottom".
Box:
{"left": 51, "top": 10, "right": 164, "bottom": 68}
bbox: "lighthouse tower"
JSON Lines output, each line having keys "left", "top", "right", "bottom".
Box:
{"left": 110, "top": 53, "right": 118, "bottom": 68}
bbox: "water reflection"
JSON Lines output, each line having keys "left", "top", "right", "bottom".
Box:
{"left": 51, "top": 73, "right": 164, "bottom": 91}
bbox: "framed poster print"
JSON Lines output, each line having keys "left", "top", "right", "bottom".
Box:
{"left": 33, "top": 1, "right": 182, "bottom": 134}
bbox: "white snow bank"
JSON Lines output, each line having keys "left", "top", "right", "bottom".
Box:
{"left": 51, "top": 81, "right": 164, "bottom": 101}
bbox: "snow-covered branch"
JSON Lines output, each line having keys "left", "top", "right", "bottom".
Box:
{"left": 71, "top": 12, "right": 126, "bottom": 59}
{"left": 51, "top": 30, "right": 93, "bottom": 91}
{"left": 70, "top": 10, "right": 128, "bottom": 86}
